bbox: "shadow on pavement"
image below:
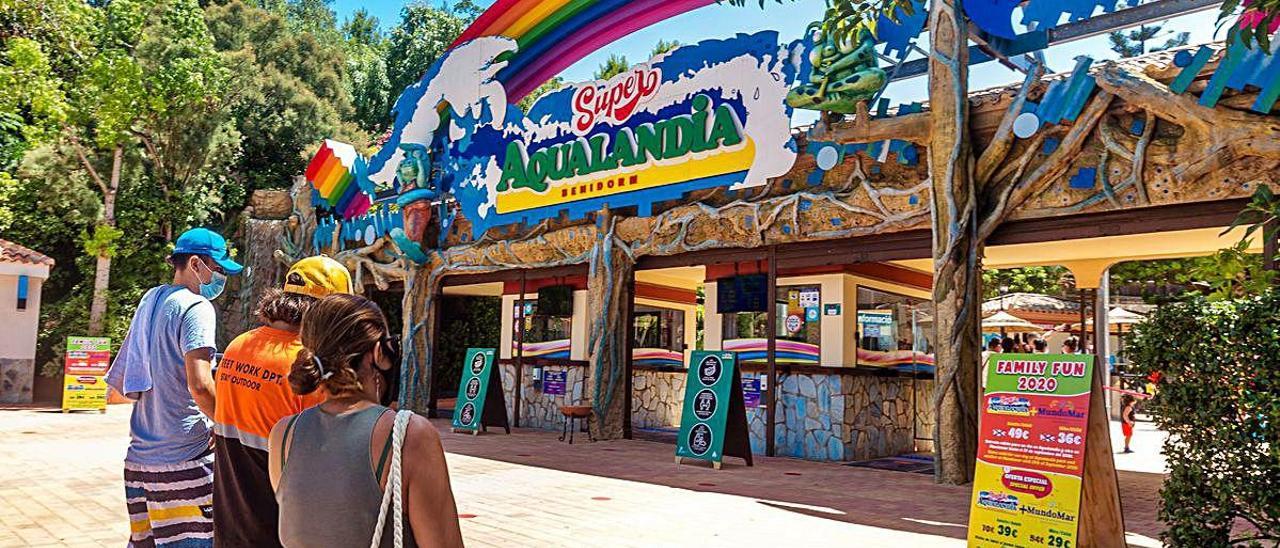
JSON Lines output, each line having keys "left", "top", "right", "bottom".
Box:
{"left": 432, "top": 419, "right": 1166, "bottom": 541}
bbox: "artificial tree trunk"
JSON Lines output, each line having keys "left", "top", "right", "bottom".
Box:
{"left": 927, "top": 0, "right": 981, "bottom": 485}
{"left": 87, "top": 145, "right": 123, "bottom": 336}
{"left": 401, "top": 264, "right": 442, "bottom": 414}
{"left": 586, "top": 209, "right": 634, "bottom": 440}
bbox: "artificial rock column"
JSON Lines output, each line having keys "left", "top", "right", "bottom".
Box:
{"left": 586, "top": 210, "right": 635, "bottom": 440}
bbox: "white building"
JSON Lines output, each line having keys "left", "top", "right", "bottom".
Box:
{"left": 0, "top": 239, "right": 53, "bottom": 403}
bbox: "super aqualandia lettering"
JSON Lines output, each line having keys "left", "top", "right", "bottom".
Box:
{"left": 497, "top": 87, "right": 745, "bottom": 195}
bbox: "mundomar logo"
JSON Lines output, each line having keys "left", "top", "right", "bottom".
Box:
{"left": 494, "top": 92, "right": 752, "bottom": 214}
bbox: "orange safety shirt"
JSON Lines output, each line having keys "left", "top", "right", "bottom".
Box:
{"left": 213, "top": 326, "right": 325, "bottom": 450}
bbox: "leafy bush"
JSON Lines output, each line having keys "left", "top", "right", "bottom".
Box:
{"left": 434, "top": 296, "right": 500, "bottom": 397}
{"left": 1128, "top": 290, "right": 1280, "bottom": 546}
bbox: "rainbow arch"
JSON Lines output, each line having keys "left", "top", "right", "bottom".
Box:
{"left": 451, "top": 0, "right": 718, "bottom": 101}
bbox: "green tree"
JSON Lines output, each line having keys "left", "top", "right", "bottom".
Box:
{"left": 1108, "top": 3, "right": 1190, "bottom": 58}
{"left": 1108, "top": 25, "right": 1190, "bottom": 57}
{"left": 651, "top": 39, "right": 680, "bottom": 56}
{"left": 342, "top": 7, "right": 382, "bottom": 46}
{"left": 384, "top": 4, "right": 466, "bottom": 106}
{"left": 50, "top": 0, "right": 233, "bottom": 335}
{"left": 981, "top": 266, "right": 1069, "bottom": 299}
{"left": 0, "top": 0, "right": 98, "bottom": 79}
{"left": 730, "top": 0, "right": 917, "bottom": 44}
{"left": 593, "top": 53, "right": 629, "bottom": 80}
{"left": 284, "top": 0, "right": 341, "bottom": 43}
{"left": 1226, "top": 183, "right": 1280, "bottom": 267}
{"left": 206, "top": 0, "right": 362, "bottom": 191}
{"left": 0, "top": 38, "right": 68, "bottom": 169}
{"left": 1188, "top": 239, "right": 1275, "bottom": 299}
{"left": 450, "top": 0, "right": 485, "bottom": 21}
{"left": 3, "top": 0, "right": 241, "bottom": 343}
{"left": 342, "top": 8, "right": 393, "bottom": 132}
{"left": 1, "top": 1, "right": 105, "bottom": 360}
{"left": 2, "top": 0, "right": 383, "bottom": 377}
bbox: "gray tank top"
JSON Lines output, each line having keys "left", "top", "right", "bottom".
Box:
{"left": 277, "top": 404, "right": 417, "bottom": 548}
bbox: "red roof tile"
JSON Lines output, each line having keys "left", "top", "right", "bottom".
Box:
{"left": 0, "top": 239, "right": 54, "bottom": 267}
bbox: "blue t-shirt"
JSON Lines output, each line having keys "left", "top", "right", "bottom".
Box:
{"left": 125, "top": 285, "right": 218, "bottom": 465}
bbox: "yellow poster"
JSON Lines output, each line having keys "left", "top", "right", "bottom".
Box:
{"left": 62, "top": 336, "right": 110, "bottom": 412}
{"left": 968, "top": 460, "right": 1083, "bottom": 547}
{"left": 62, "top": 374, "right": 109, "bottom": 411}
{"left": 968, "top": 354, "right": 1095, "bottom": 548}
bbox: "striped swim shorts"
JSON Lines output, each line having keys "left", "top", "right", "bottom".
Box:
{"left": 124, "top": 451, "right": 214, "bottom": 547}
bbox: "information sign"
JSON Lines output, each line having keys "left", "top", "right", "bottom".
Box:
{"left": 741, "top": 377, "right": 761, "bottom": 408}
{"left": 675, "top": 351, "right": 752, "bottom": 469}
{"left": 798, "top": 289, "right": 820, "bottom": 308}
{"left": 451, "top": 348, "right": 509, "bottom": 434}
{"left": 62, "top": 337, "right": 110, "bottom": 412}
{"left": 543, "top": 371, "right": 567, "bottom": 395}
{"left": 968, "top": 353, "right": 1095, "bottom": 548}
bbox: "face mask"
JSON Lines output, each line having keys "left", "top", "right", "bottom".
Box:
{"left": 194, "top": 259, "right": 227, "bottom": 301}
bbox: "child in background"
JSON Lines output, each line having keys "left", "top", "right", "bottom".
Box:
{"left": 1120, "top": 395, "right": 1137, "bottom": 454}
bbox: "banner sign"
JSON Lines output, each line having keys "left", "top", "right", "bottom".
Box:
{"left": 543, "top": 370, "right": 567, "bottom": 395}
{"left": 676, "top": 351, "right": 752, "bottom": 468}
{"left": 857, "top": 310, "right": 894, "bottom": 325}
{"left": 968, "top": 353, "right": 1095, "bottom": 548}
{"left": 741, "top": 377, "right": 761, "bottom": 408}
{"left": 62, "top": 336, "right": 110, "bottom": 412}
{"left": 451, "top": 348, "right": 508, "bottom": 434}
{"left": 365, "top": 32, "right": 801, "bottom": 238}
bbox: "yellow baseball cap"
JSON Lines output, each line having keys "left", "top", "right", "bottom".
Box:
{"left": 284, "top": 256, "right": 353, "bottom": 298}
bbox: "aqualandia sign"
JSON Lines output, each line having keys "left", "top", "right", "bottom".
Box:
{"left": 365, "top": 31, "right": 803, "bottom": 239}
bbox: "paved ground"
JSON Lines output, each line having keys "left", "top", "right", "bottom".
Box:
{"left": 0, "top": 405, "right": 1167, "bottom": 547}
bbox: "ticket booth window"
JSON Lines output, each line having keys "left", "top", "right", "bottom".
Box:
{"left": 514, "top": 300, "right": 571, "bottom": 343}
{"left": 855, "top": 287, "right": 934, "bottom": 368}
{"left": 722, "top": 285, "right": 821, "bottom": 363}
{"left": 633, "top": 304, "right": 685, "bottom": 352}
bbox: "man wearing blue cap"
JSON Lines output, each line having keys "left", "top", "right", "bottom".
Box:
{"left": 107, "top": 227, "right": 243, "bottom": 547}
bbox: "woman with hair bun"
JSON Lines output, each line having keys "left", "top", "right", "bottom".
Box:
{"left": 267, "top": 294, "right": 463, "bottom": 548}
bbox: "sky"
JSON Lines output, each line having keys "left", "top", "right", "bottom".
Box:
{"left": 332, "top": 0, "right": 1227, "bottom": 123}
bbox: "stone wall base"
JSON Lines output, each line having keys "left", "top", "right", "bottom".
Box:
{"left": 630, "top": 369, "right": 685, "bottom": 430}
{"left": 0, "top": 358, "right": 34, "bottom": 404}
{"left": 494, "top": 363, "right": 934, "bottom": 462}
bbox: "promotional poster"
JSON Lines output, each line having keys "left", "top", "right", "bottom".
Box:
{"left": 62, "top": 336, "right": 111, "bottom": 412}
{"left": 968, "top": 353, "right": 1095, "bottom": 547}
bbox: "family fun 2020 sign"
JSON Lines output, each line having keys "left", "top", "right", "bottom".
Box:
{"left": 62, "top": 336, "right": 111, "bottom": 412}
{"left": 365, "top": 31, "right": 801, "bottom": 237}
{"left": 969, "top": 354, "right": 1095, "bottom": 548}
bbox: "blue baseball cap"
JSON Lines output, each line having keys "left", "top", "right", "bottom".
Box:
{"left": 172, "top": 228, "right": 244, "bottom": 275}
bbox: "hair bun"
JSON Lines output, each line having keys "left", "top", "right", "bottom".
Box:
{"left": 289, "top": 346, "right": 323, "bottom": 396}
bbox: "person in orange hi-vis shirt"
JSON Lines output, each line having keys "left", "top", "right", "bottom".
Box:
{"left": 211, "top": 256, "right": 353, "bottom": 547}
